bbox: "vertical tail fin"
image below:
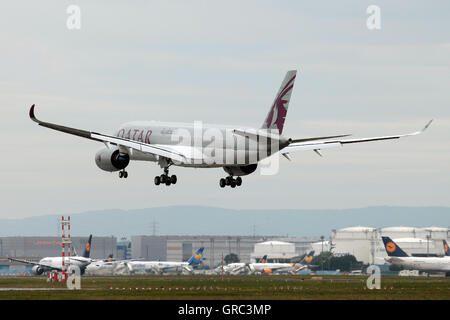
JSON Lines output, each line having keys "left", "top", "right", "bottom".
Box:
{"left": 261, "top": 70, "right": 297, "bottom": 134}
{"left": 443, "top": 240, "right": 450, "bottom": 257}
{"left": 302, "top": 251, "right": 315, "bottom": 264}
{"left": 258, "top": 255, "right": 268, "bottom": 263}
{"left": 381, "top": 237, "right": 409, "bottom": 257}
{"left": 82, "top": 235, "right": 92, "bottom": 258}
{"left": 187, "top": 247, "right": 204, "bottom": 266}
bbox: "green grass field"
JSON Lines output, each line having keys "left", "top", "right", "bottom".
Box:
{"left": 0, "top": 275, "right": 449, "bottom": 300}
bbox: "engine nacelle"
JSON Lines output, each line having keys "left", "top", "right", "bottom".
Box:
{"left": 95, "top": 147, "right": 130, "bottom": 172}
{"left": 32, "top": 265, "right": 43, "bottom": 275}
{"left": 223, "top": 164, "right": 257, "bottom": 176}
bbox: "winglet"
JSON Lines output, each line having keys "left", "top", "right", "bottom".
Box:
{"left": 29, "top": 104, "right": 40, "bottom": 123}
{"left": 422, "top": 119, "right": 433, "bottom": 132}
{"left": 405, "top": 119, "right": 433, "bottom": 137}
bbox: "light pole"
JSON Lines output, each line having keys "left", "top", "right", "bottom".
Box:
{"left": 320, "top": 236, "right": 325, "bottom": 271}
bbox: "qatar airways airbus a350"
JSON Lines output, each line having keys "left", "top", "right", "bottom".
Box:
{"left": 29, "top": 70, "right": 432, "bottom": 188}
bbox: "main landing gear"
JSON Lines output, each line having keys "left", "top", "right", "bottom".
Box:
{"left": 219, "top": 176, "right": 242, "bottom": 188}
{"left": 154, "top": 167, "right": 177, "bottom": 186}
{"left": 118, "top": 170, "right": 128, "bottom": 179}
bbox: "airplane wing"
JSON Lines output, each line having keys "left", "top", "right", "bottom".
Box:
{"left": 282, "top": 120, "right": 433, "bottom": 155}
{"left": 182, "top": 265, "right": 194, "bottom": 273}
{"left": 233, "top": 129, "right": 350, "bottom": 143}
{"left": 8, "top": 258, "right": 63, "bottom": 271}
{"left": 29, "top": 105, "right": 188, "bottom": 163}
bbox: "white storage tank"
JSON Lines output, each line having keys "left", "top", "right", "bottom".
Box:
{"left": 331, "top": 227, "right": 378, "bottom": 264}
{"left": 380, "top": 226, "right": 419, "bottom": 239}
{"left": 251, "top": 240, "right": 296, "bottom": 263}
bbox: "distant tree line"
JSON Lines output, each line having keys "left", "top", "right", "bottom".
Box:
{"left": 310, "top": 252, "right": 364, "bottom": 272}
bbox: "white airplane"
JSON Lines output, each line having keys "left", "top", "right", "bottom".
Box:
{"left": 85, "top": 258, "right": 132, "bottom": 276}
{"left": 217, "top": 262, "right": 248, "bottom": 275}
{"left": 9, "top": 235, "right": 93, "bottom": 275}
{"left": 29, "top": 70, "right": 432, "bottom": 188}
{"left": 123, "top": 247, "right": 204, "bottom": 275}
{"left": 215, "top": 254, "right": 269, "bottom": 275}
{"left": 218, "top": 254, "right": 313, "bottom": 275}
{"left": 247, "top": 256, "right": 306, "bottom": 275}
{"left": 382, "top": 237, "right": 450, "bottom": 276}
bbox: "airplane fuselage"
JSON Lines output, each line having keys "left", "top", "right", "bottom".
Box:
{"left": 114, "top": 121, "right": 289, "bottom": 168}
{"left": 387, "top": 256, "right": 450, "bottom": 273}
{"left": 248, "top": 262, "right": 298, "bottom": 274}
{"left": 125, "top": 260, "right": 190, "bottom": 274}
{"left": 32, "top": 256, "right": 91, "bottom": 275}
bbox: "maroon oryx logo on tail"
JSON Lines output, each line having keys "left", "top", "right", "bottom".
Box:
{"left": 262, "top": 71, "right": 297, "bottom": 134}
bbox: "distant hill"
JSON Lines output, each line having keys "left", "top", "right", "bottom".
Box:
{"left": 0, "top": 206, "right": 448, "bottom": 238}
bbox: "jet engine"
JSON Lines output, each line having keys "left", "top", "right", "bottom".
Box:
{"left": 95, "top": 147, "right": 130, "bottom": 172}
{"left": 223, "top": 164, "right": 257, "bottom": 176}
{"left": 32, "top": 265, "right": 44, "bottom": 275}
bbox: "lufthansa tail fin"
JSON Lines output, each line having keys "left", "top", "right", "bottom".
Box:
{"left": 187, "top": 247, "right": 204, "bottom": 267}
{"left": 261, "top": 70, "right": 297, "bottom": 134}
{"left": 443, "top": 240, "right": 450, "bottom": 257}
{"left": 82, "top": 235, "right": 93, "bottom": 258}
{"left": 381, "top": 237, "right": 409, "bottom": 257}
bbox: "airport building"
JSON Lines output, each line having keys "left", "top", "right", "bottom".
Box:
{"left": 330, "top": 226, "right": 450, "bottom": 264}
{"left": 131, "top": 235, "right": 318, "bottom": 267}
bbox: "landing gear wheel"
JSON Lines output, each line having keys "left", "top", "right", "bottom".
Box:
{"left": 119, "top": 170, "right": 128, "bottom": 179}
{"left": 225, "top": 176, "right": 232, "bottom": 185}
{"left": 155, "top": 166, "right": 176, "bottom": 186}
{"left": 236, "top": 177, "right": 242, "bottom": 186}
{"left": 219, "top": 178, "right": 226, "bottom": 188}
{"left": 230, "top": 180, "right": 236, "bottom": 188}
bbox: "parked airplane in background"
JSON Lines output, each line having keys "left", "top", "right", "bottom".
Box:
{"left": 9, "top": 235, "right": 93, "bottom": 275}
{"left": 248, "top": 260, "right": 305, "bottom": 275}
{"left": 218, "top": 253, "right": 314, "bottom": 275}
{"left": 29, "top": 70, "right": 432, "bottom": 188}
{"left": 84, "top": 254, "right": 135, "bottom": 276}
{"left": 123, "top": 247, "right": 204, "bottom": 274}
{"left": 382, "top": 237, "right": 450, "bottom": 276}
{"left": 217, "top": 255, "right": 268, "bottom": 275}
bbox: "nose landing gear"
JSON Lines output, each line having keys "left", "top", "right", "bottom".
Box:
{"left": 219, "top": 176, "right": 242, "bottom": 188}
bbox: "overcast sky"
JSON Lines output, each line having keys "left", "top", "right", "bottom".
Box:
{"left": 1, "top": 1, "right": 449, "bottom": 219}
